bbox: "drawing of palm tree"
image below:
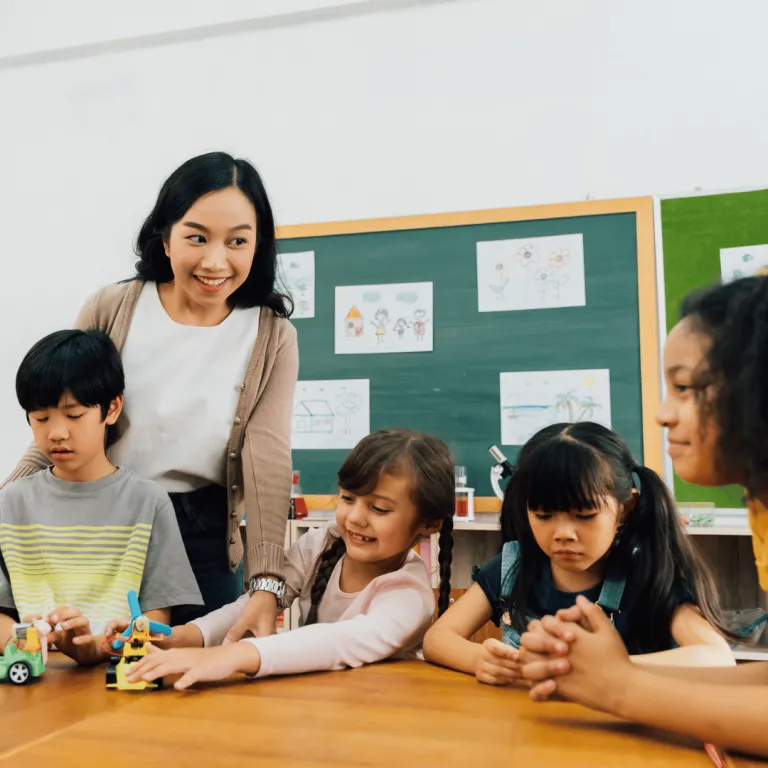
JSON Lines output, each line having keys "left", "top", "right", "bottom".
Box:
{"left": 575, "top": 396, "right": 600, "bottom": 422}
{"left": 555, "top": 390, "right": 578, "bottom": 421}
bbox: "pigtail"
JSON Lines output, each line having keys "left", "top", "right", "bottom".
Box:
{"left": 304, "top": 536, "right": 346, "bottom": 626}
{"left": 437, "top": 517, "right": 453, "bottom": 616}
{"left": 624, "top": 465, "right": 734, "bottom": 649}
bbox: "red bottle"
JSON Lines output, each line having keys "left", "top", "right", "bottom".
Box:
{"left": 290, "top": 471, "right": 308, "bottom": 520}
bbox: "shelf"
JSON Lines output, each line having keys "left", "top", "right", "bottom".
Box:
{"left": 685, "top": 526, "right": 751, "bottom": 536}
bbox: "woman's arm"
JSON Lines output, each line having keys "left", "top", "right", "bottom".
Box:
{"left": 629, "top": 604, "right": 735, "bottom": 668}
{"left": 422, "top": 584, "right": 494, "bottom": 674}
{"left": 242, "top": 321, "right": 299, "bottom": 580}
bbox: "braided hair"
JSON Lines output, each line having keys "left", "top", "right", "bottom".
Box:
{"left": 304, "top": 429, "right": 456, "bottom": 625}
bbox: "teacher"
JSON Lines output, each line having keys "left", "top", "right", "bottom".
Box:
{"left": 5, "top": 152, "right": 298, "bottom": 641}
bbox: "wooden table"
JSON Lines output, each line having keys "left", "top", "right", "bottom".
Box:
{"left": 0, "top": 655, "right": 764, "bottom": 767}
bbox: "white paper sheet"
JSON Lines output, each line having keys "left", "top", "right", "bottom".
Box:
{"left": 500, "top": 369, "right": 611, "bottom": 445}
{"left": 720, "top": 244, "right": 768, "bottom": 282}
{"left": 292, "top": 379, "right": 370, "bottom": 449}
{"left": 335, "top": 282, "right": 433, "bottom": 354}
{"left": 278, "top": 251, "right": 315, "bottom": 319}
{"left": 477, "top": 234, "right": 586, "bottom": 312}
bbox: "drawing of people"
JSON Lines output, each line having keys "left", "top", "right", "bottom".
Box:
{"left": 412, "top": 309, "right": 429, "bottom": 341}
{"left": 393, "top": 318, "right": 409, "bottom": 339}
{"left": 371, "top": 307, "right": 389, "bottom": 344}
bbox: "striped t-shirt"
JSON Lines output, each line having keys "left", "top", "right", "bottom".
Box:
{"left": 0, "top": 467, "right": 202, "bottom": 632}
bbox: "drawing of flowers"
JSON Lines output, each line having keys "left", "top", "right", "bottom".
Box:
{"left": 516, "top": 244, "right": 539, "bottom": 268}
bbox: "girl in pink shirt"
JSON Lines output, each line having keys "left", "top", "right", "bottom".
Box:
{"left": 122, "top": 429, "right": 455, "bottom": 689}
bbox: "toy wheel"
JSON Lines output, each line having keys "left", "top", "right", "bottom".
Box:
{"left": 105, "top": 664, "right": 117, "bottom": 687}
{"left": 8, "top": 661, "right": 31, "bottom": 685}
{"left": 156, "top": 677, "right": 164, "bottom": 690}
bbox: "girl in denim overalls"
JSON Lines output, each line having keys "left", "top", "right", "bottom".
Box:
{"left": 424, "top": 422, "right": 733, "bottom": 684}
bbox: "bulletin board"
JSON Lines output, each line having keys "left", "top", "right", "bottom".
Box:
{"left": 276, "top": 197, "right": 659, "bottom": 502}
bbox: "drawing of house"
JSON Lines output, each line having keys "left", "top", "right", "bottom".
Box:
{"left": 292, "top": 400, "right": 334, "bottom": 434}
{"left": 345, "top": 306, "right": 364, "bottom": 337}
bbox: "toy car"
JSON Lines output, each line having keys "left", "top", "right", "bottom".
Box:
{"left": 0, "top": 622, "right": 48, "bottom": 685}
{"left": 105, "top": 590, "right": 171, "bottom": 691}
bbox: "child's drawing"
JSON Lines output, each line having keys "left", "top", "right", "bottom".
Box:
{"left": 335, "top": 282, "right": 433, "bottom": 355}
{"left": 371, "top": 308, "right": 390, "bottom": 344}
{"left": 345, "top": 306, "right": 364, "bottom": 337}
{"left": 277, "top": 251, "right": 315, "bottom": 319}
{"left": 477, "top": 234, "right": 586, "bottom": 312}
{"left": 720, "top": 244, "right": 768, "bottom": 283}
{"left": 412, "top": 309, "right": 429, "bottom": 341}
{"left": 291, "top": 380, "right": 370, "bottom": 450}
{"left": 499, "top": 369, "right": 611, "bottom": 445}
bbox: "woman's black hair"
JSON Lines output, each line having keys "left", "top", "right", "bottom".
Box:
{"left": 16, "top": 329, "right": 124, "bottom": 420}
{"left": 679, "top": 276, "right": 768, "bottom": 498}
{"left": 133, "top": 151, "right": 292, "bottom": 317}
{"left": 501, "top": 422, "right": 732, "bottom": 652}
{"left": 304, "top": 429, "right": 455, "bottom": 625}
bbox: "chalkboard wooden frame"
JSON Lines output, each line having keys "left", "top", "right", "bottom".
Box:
{"left": 277, "top": 196, "right": 659, "bottom": 509}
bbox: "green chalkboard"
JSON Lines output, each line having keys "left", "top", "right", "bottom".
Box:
{"left": 279, "top": 201, "right": 658, "bottom": 497}
{"left": 660, "top": 189, "right": 768, "bottom": 507}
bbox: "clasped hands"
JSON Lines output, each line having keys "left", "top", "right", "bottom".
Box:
{"left": 477, "top": 595, "right": 635, "bottom": 713}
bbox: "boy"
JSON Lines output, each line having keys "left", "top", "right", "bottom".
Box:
{"left": 0, "top": 329, "right": 202, "bottom": 664}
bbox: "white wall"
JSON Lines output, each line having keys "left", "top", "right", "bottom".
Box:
{"left": 0, "top": 0, "right": 766, "bottom": 474}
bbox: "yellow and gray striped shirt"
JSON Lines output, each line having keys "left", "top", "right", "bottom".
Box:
{"left": 0, "top": 468, "right": 202, "bottom": 632}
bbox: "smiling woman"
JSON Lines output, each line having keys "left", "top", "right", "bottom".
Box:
{"left": 5, "top": 153, "right": 299, "bottom": 642}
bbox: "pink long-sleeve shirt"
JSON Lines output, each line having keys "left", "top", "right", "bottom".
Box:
{"left": 191, "top": 522, "right": 435, "bottom": 678}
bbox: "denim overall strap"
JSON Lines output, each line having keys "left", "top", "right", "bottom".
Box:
{"left": 595, "top": 563, "right": 626, "bottom": 622}
{"left": 499, "top": 541, "right": 522, "bottom": 648}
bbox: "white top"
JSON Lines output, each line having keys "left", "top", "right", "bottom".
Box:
{"left": 192, "top": 522, "right": 435, "bottom": 678}
{"left": 109, "top": 282, "right": 261, "bottom": 492}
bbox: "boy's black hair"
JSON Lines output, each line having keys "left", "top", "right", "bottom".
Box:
{"left": 16, "top": 329, "right": 124, "bottom": 420}
{"left": 680, "top": 276, "right": 768, "bottom": 498}
{"left": 501, "top": 422, "right": 732, "bottom": 652}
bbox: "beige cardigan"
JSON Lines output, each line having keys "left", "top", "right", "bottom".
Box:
{"left": 4, "top": 280, "right": 298, "bottom": 580}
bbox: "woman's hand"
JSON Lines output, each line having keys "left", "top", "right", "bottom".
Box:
{"left": 223, "top": 590, "right": 278, "bottom": 643}
{"left": 126, "top": 642, "right": 262, "bottom": 690}
{"left": 520, "top": 596, "right": 635, "bottom": 713}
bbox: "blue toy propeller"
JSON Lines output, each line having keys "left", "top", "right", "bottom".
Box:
{"left": 111, "top": 590, "right": 172, "bottom": 650}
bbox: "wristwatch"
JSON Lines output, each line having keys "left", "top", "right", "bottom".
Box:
{"left": 248, "top": 575, "right": 286, "bottom": 604}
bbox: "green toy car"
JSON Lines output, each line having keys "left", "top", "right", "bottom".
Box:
{"left": 0, "top": 623, "right": 47, "bottom": 685}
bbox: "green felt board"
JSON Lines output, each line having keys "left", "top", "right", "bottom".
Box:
{"left": 280, "top": 212, "right": 643, "bottom": 496}
{"left": 660, "top": 189, "right": 768, "bottom": 507}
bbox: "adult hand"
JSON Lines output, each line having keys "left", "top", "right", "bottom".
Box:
{"left": 223, "top": 590, "right": 278, "bottom": 644}
{"left": 474, "top": 638, "right": 522, "bottom": 686}
{"left": 520, "top": 596, "right": 634, "bottom": 714}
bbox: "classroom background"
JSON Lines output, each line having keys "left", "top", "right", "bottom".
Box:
{"left": 0, "top": 0, "right": 768, "bottom": 648}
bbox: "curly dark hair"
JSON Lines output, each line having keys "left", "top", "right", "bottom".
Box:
{"left": 304, "top": 429, "right": 455, "bottom": 625}
{"left": 679, "top": 276, "right": 768, "bottom": 498}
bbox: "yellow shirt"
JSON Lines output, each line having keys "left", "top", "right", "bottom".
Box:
{"left": 747, "top": 496, "right": 768, "bottom": 591}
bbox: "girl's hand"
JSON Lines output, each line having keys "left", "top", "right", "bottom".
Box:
{"left": 474, "top": 638, "right": 521, "bottom": 686}
{"left": 126, "top": 642, "right": 262, "bottom": 690}
{"left": 520, "top": 596, "right": 635, "bottom": 713}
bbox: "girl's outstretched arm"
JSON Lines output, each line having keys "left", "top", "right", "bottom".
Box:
{"left": 520, "top": 597, "right": 768, "bottom": 758}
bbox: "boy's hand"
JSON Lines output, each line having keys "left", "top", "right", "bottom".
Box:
{"left": 126, "top": 642, "right": 261, "bottom": 690}
{"left": 104, "top": 620, "right": 203, "bottom": 650}
{"left": 46, "top": 605, "right": 104, "bottom": 666}
{"left": 474, "top": 638, "right": 522, "bottom": 686}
